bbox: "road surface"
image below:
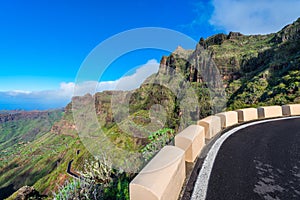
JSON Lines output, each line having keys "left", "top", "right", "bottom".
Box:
{"left": 205, "top": 117, "right": 300, "bottom": 200}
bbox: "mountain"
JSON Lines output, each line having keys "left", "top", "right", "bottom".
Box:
{"left": 1, "top": 18, "right": 300, "bottom": 199}
{"left": 157, "top": 18, "right": 300, "bottom": 111}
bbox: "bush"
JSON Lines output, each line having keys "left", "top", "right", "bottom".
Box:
{"left": 140, "top": 128, "right": 175, "bottom": 161}
{"left": 55, "top": 155, "right": 133, "bottom": 200}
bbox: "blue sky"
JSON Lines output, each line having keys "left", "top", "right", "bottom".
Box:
{"left": 0, "top": 0, "right": 299, "bottom": 110}
{"left": 0, "top": 0, "right": 215, "bottom": 91}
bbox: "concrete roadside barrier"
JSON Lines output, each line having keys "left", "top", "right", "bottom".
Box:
{"left": 282, "top": 104, "right": 300, "bottom": 116}
{"left": 216, "top": 111, "right": 238, "bottom": 128}
{"left": 236, "top": 108, "right": 258, "bottom": 122}
{"left": 130, "top": 146, "right": 185, "bottom": 200}
{"left": 257, "top": 106, "right": 282, "bottom": 119}
{"left": 175, "top": 125, "right": 205, "bottom": 162}
{"left": 197, "top": 116, "right": 221, "bottom": 139}
{"left": 129, "top": 104, "right": 296, "bottom": 200}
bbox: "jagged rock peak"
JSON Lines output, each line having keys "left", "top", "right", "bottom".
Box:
{"left": 198, "top": 33, "right": 228, "bottom": 49}
{"left": 227, "top": 32, "right": 244, "bottom": 39}
{"left": 198, "top": 37, "right": 206, "bottom": 48}
{"left": 197, "top": 32, "right": 243, "bottom": 48}
{"left": 160, "top": 56, "right": 168, "bottom": 66}
{"left": 172, "top": 45, "right": 193, "bottom": 59}
{"left": 175, "top": 45, "right": 184, "bottom": 51}
{"left": 173, "top": 45, "right": 186, "bottom": 55}
{"left": 206, "top": 33, "right": 228, "bottom": 46}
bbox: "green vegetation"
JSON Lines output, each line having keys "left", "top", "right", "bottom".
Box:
{"left": 141, "top": 128, "right": 175, "bottom": 161}
{"left": 1, "top": 18, "right": 300, "bottom": 200}
{"left": 225, "top": 31, "right": 300, "bottom": 109}
{"left": 54, "top": 153, "right": 133, "bottom": 200}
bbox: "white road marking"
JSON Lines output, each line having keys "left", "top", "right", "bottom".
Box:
{"left": 191, "top": 116, "right": 300, "bottom": 200}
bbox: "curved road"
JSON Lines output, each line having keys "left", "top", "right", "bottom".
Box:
{"left": 193, "top": 117, "right": 300, "bottom": 200}
{"left": 67, "top": 160, "right": 80, "bottom": 178}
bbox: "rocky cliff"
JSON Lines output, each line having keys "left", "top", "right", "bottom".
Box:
{"left": 157, "top": 17, "right": 300, "bottom": 110}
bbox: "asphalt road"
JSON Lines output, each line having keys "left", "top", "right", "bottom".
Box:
{"left": 67, "top": 159, "right": 80, "bottom": 178}
{"left": 206, "top": 118, "right": 300, "bottom": 200}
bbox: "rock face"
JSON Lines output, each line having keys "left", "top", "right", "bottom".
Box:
{"left": 273, "top": 18, "right": 300, "bottom": 42}
{"left": 227, "top": 31, "right": 243, "bottom": 39}
{"left": 174, "top": 18, "right": 299, "bottom": 83}
{"left": 158, "top": 38, "right": 224, "bottom": 89}
{"left": 205, "top": 33, "right": 228, "bottom": 46}
{"left": 156, "top": 17, "right": 300, "bottom": 110}
{"left": 14, "top": 186, "right": 45, "bottom": 200}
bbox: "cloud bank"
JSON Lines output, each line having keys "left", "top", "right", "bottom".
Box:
{"left": 210, "top": 0, "right": 300, "bottom": 34}
{"left": 0, "top": 59, "right": 159, "bottom": 110}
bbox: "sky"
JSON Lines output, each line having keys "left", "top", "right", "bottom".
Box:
{"left": 0, "top": 0, "right": 299, "bottom": 110}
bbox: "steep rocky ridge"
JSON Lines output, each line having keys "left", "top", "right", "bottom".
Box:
{"left": 158, "top": 17, "right": 300, "bottom": 110}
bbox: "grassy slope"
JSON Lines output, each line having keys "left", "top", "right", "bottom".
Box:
{"left": 196, "top": 18, "right": 300, "bottom": 110}
{"left": 0, "top": 110, "right": 71, "bottom": 197}
{"left": 1, "top": 111, "right": 92, "bottom": 198}
{"left": 221, "top": 34, "right": 300, "bottom": 109}
{"left": 2, "top": 18, "right": 300, "bottom": 199}
{"left": 2, "top": 104, "right": 150, "bottom": 198}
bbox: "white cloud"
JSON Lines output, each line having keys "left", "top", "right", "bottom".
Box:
{"left": 110, "top": 59, "right": 159, "bottom": 91}
{"left": 210, "top": 0, "right": 300, "bottom": 34}
{"left": 7, "top": 90, "right": 32, "bottom": 96}
{"left": 0, "top": 59, "right": 160, "bottom": 110}
{"left": 60, "top": 82, "right": 75, "bottom": 94}
{"left": 73, "top": 59, "right": 159, "bottom": 95}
